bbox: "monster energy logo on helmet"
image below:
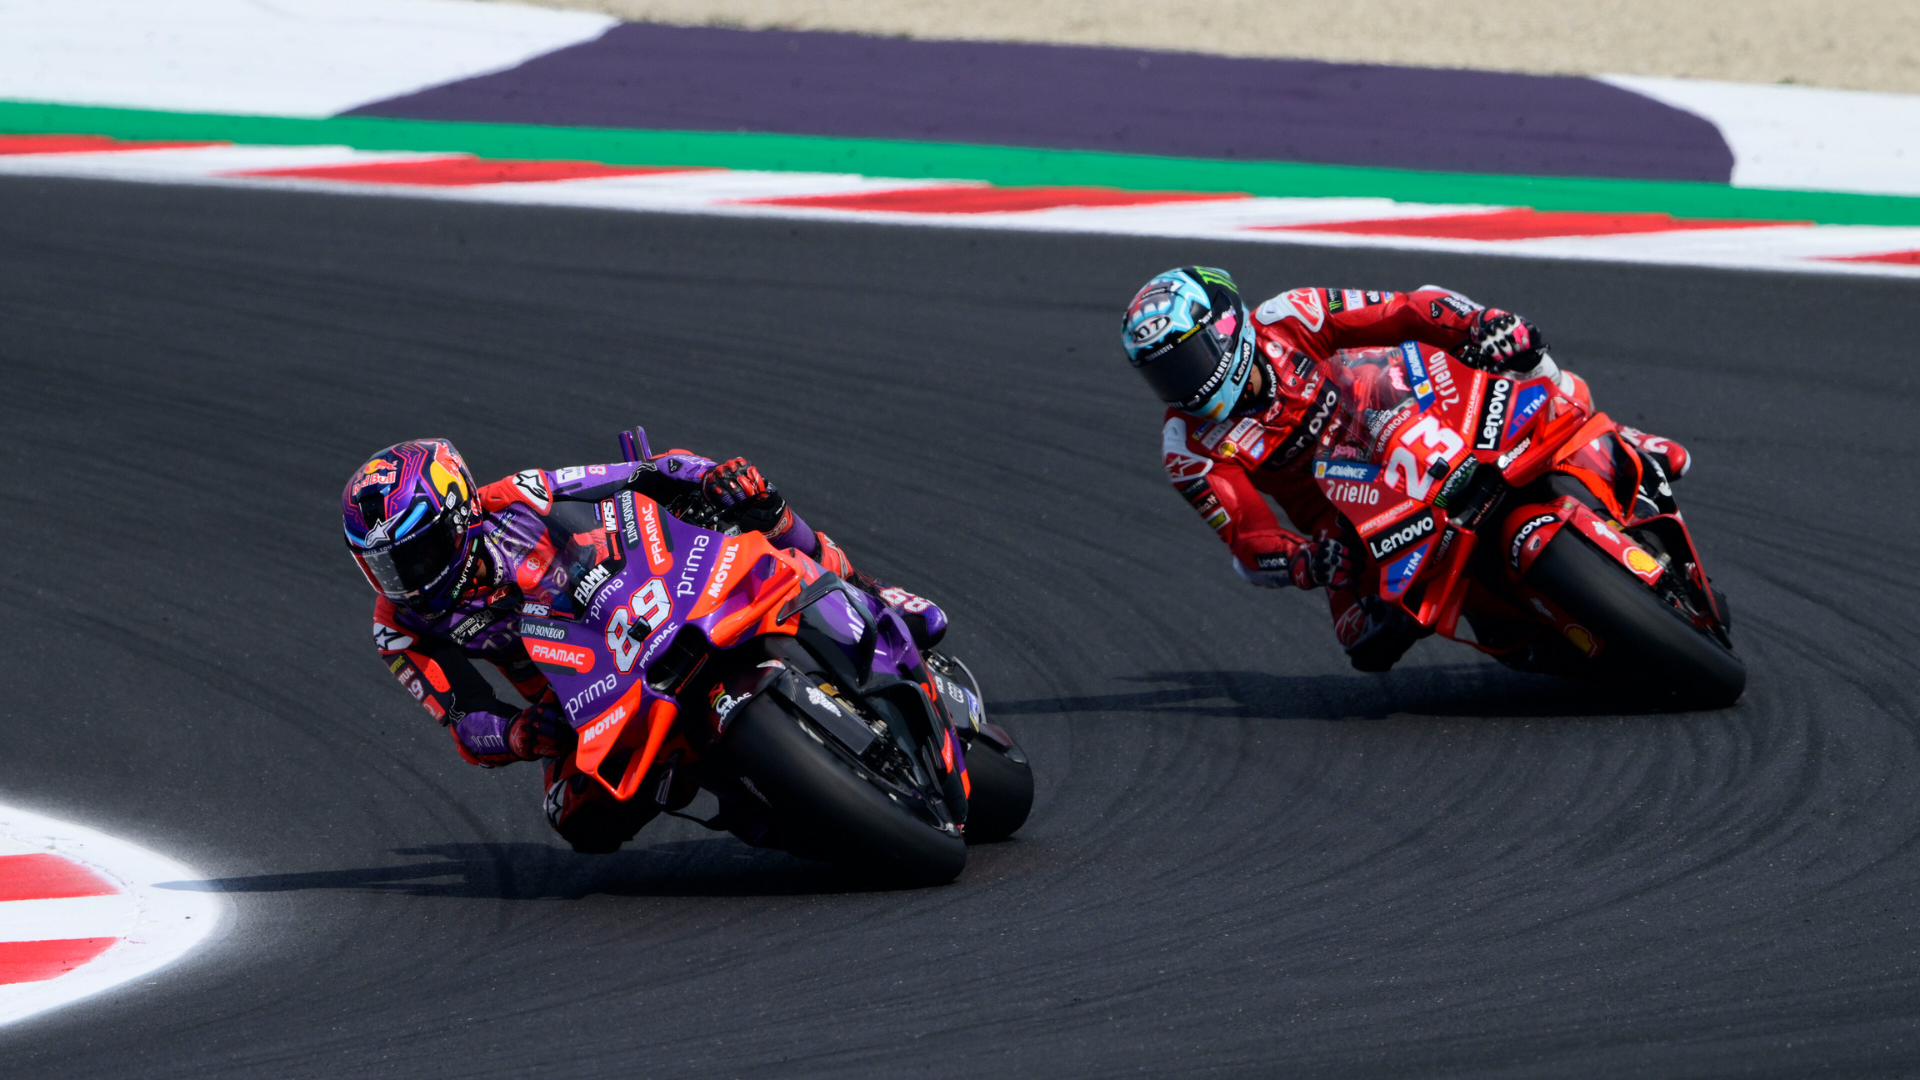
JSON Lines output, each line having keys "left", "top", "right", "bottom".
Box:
{"left": 1122, "top": 266, "right": 1257, "bottom": 421}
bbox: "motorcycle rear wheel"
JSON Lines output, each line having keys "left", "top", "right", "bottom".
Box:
{"left": 725, "top": 695, "right": 967, "bottom": 885}
{"left": 1527, "top": 529, "right": 1746, "bottom": 707}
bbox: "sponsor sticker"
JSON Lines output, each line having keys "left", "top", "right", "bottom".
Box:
{"left": 1497, "top": 436, "right": 1533, "bottom": 471}
{"left": 1220, "top": 417, "right": 1261, "bottom": 456}
{"left": 675, "top": 533, "right": 713, "bottom": 598}
{"left": 1506, "top": 383, "right": 1549, "bottom": 440}
{"left": 527, "top": 639, "right": 595, "bottom": 674}
{"left": 1326, "top": 480, "right": 1382, "bottom": 507}
{"left": 1366, "top": 509, "right": 1436, "bottom": 561}
{"left": 1399, "top": 341, "right": 1435, "bottom": 410}
{"left": 572, "top": 563, "right": 612, "bottom": 609}
{"left": 1277, "top": 386, "right": 1341, "bottom": 466}
{"left": 1384, "top": 540, "right": 1431, "bottom": 595}
{"left": 567, "top": 673, "right": 620, "bottom": 720}
{"left": 636, "top": 497, "right": 674, "bottom": 574}
{"left": 1625, "top": 547, "right": 1663, "bottom": 576}
{"left": 519, "top": 619, "right": 568, "bottom": 641}
{"left": 1509, "top": 513, "right": 1559, "bottom": 569}
{"left": 578, "top": 700, "right": 630, "bottom": 747}
{"left": 1315, "top": 459, "right": 1380, "bottom": 483}
{"left": 1357, "top": 499, "right": 1420, "bottom": 537}
{"left": 350, "top": 460, "right": 396, "bottom": 497}
{"left": 1475, "top": 378, "right": 1513, "bottom": 450}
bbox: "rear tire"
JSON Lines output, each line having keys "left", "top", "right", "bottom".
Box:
{"left": 1527, "top": 529, "right": 1746, "bottom": 707}
{"left": 724, "top": 695, "right": 966, "bottom": 885}
{"left": 959, "top": 736, "right": 1033, "bottom": 843}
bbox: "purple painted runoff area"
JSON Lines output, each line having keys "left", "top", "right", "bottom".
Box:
{"left": 348, "top": 23, "right": 1735, "bottom": 183}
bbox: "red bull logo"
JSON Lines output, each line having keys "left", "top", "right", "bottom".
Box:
{"left": 350, "top": 459, "right": 397, "bottom": 497}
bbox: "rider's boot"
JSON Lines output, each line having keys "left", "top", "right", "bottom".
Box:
{"left": 1617, "top": 426, "right": 1692, "bottom": 481}
{"left": 1331, "top": 590, "right": 1427, "bottom": 673}
{"left": 812, "top": 532, "right": 949, "bottom": 650}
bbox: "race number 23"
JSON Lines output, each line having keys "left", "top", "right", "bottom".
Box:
{"left": 1383, "top": 416, "right": 1465, "bottom": 500}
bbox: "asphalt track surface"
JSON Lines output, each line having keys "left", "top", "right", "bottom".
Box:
{"left": 4, "top": 175, "right": 1919, "bottom": 1078}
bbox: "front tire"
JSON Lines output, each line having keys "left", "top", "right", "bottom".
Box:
{"left": 1526, "top": 529, "right": 1746, "bottom": 707}
{"left": 724, "top": 695, "right": 966, "bottom": 885}
{"left": 959, "top": 735, "right": 1033, "bottom": 843}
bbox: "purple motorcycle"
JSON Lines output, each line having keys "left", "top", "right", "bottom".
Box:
{"left": 529, "top": 427, "right": 1032, "bottom": 883}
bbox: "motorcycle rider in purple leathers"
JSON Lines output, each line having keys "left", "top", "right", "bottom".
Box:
{"left": 342, "top": 437, "right": 946, "bottom": 854}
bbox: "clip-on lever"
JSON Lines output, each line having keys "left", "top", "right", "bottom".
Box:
{"left": 617, "top": 425, "right": 654, "bottom": 464}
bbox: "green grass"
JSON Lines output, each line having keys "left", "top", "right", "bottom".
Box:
{"left": 7, "top": 98, "right": 1920, "bottom": 226}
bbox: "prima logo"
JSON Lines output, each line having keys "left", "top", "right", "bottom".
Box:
{"left": 675, "top": 534, "right": 712, "bottom": 597}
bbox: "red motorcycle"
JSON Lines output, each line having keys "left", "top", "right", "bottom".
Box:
{"left": 1311, "top": 343, "right": 1744, "bottom": 705}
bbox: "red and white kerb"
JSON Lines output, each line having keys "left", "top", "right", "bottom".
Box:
{"left": 0, "top": 803, "right": 222, "bottom": 1026}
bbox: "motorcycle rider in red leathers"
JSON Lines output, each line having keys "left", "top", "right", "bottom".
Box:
{"left": 1122, "top": 267, "right": 1690, "bottom": 672}
{"left": 341, "top": 438, "right": 944, "bottom": 854}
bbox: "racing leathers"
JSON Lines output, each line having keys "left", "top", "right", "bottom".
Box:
{"left": 369, "top": 447, "right": 942, "bottom": 852}
{"left": 1164, "top": 286, "right": 1557, "bottom": 669}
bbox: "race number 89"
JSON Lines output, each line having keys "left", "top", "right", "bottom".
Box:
{"left": 606, "top": 578, "right": 673, "bottom": 673}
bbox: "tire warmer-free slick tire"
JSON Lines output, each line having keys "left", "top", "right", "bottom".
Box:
{"left": 725, "top": 695, "right": 967, "bottom": 885}
{"left": 959, "top": 739, "right": 1033, "bottom": 844}
{"left": 1527, "top": 528, "right": 1747, "bottom": 707}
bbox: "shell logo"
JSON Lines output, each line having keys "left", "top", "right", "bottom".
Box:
{"left": 0, "top": 803, "right": 222, "bottom": 1027}
{"left": 1564, "top": 624, "right": 1599, "bottom": 656}
{"left": 1625, "top": 547, "right": 1662, "bottom": 576}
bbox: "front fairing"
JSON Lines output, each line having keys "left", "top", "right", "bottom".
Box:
{"left": 1311, "top": 344, "right": 1479, "bottom": 601}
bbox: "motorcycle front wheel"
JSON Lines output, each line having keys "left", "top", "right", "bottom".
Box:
{"left": 957, "top": 732, "right": 1033, "bottom": 844}
{"left": 1526, "top": 528, "right": 1747, "bottom": 707}
{"left": 724, "top": 694, "right": 967, "bottom": 885}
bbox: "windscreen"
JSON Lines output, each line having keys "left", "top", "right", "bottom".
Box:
{"left": 1321, "top": 347, "right": 1420, "bottom": 464}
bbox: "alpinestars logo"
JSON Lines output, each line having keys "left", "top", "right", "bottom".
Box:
{"left": 1475, "top": 378, "right": 1514, "bottom": 451}
{"left": 1367, "top": 510, "right": 1436, "bottom": 561}
{"left": 511, "top": 469, "right": 551, "bottom": 512}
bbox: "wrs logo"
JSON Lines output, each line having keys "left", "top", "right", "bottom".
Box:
{"left": 527, "top": 640, "right": 594, "bottom": 673}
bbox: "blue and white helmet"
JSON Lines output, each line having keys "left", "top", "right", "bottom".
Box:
{"left": 1121, "top": 266, "right": 1257, "bottom": 421}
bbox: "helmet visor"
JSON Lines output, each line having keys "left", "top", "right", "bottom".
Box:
{"left": 358, "top": 511, "right": 461, "bottom": 605}
{"left": 1135, "top": 326, "right": 1232, "bottom": 409}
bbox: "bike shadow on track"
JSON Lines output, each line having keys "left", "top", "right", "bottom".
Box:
{"left": 154, "top": 838, "right": 1021, "bottom": 901}
{"left": 991, "top": 662, "right": 1701, "bottom": 722}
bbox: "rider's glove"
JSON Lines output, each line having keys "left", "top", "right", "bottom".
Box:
{"left": 507, "top": 704, "right": 574, "bottom": 761}
{"left": 1289, "top": 535, "right": 1353, "bottom": 591}
{"left": 1460, "top": 309, "right": 1546, "bottom": 372}
{"left": 702, "top": 457, "right": 792, "bottom": 533}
